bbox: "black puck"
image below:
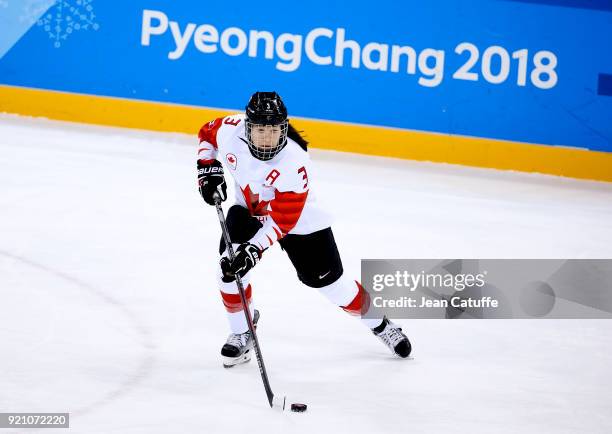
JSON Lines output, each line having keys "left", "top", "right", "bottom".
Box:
{"left": 290, "top": 403, "right": 307, "bottom": 412}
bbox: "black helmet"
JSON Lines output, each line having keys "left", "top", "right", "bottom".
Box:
{"left": 245, "top": 91, "right": 289, "bottom": 161}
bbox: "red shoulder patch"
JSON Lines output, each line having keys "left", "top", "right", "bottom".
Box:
{"left": 198, "top": 118, "right": 224, "bottom": 149}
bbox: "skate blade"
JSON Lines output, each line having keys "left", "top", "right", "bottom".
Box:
{"left": 392, "top": 354, "right": 415, "bottom": 360}
{"left": 222, "top": 350, "right": 252, "bottom": 368}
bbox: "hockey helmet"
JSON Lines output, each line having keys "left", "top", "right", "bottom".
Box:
{"left": 245, "top": 91, "right": 289, "bottom": 161}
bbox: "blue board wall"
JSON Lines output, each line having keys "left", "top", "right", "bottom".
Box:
{"left": 1, "top": 0, "right": 611, "bottom": 151}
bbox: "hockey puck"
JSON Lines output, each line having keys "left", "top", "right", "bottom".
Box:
{"left": 290, "top": 403, "right": 307, "bottom": 412}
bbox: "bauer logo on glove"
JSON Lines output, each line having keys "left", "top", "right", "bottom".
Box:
{"left": 197, "top": 159, "right": 227, "bottom": 205}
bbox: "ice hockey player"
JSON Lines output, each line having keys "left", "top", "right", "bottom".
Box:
{"left": 197, "top": 91, "right": 411, "bottom": 367}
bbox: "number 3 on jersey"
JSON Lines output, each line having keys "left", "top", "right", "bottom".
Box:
{"left": 298, "top": 166, "right": 308, "bottom": 188}
{"left": 224, "top": 117, "right": 241, "bottom": 126}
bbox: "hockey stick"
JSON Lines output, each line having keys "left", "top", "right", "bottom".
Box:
{"left": 212, "top": 194, "right": 286, "bottom": 410}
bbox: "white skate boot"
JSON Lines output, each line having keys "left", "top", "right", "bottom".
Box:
{"left": 221, "top": 309, "right": 260, "bottom": 368}
{"left": 372, "top": 316, "right": 412, "bottom": 358}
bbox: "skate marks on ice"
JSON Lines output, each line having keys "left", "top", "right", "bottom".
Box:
{"left": 0, "top": 249, "right": 157, "bottom": 418}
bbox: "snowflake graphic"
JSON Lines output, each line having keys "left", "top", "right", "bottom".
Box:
{"left": 36, "top": 0, "right": 100, "bottom": 48}
{"left": 19, "top": 0, "right": 55, "bottom": 24}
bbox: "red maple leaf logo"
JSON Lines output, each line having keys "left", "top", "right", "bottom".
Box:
{"left": 241, "top": 185, "right": 270, "bottom": 216}
{"left": 228, "top": 155, "right": 235, "bottom": 163}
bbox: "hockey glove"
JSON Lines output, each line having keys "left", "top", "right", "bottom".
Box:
{"left": 198, "top": 160, "right": 227, "bottom": 205}
{"left": 220, "top": 243, "right": 261, "bottom": 282}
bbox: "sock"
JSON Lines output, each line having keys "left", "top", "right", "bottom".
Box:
{"left": 317, "top": 276, "right": 384, "bottom": 329}
{"left": 218, "top": 265, "right": 254, "bottom": 334}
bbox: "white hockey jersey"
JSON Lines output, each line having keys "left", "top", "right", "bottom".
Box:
{"left": 197, "top": 114, "right": 332, "bottom": 251}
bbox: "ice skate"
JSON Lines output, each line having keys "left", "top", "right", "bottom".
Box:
{"left": 372, "top": 316, "right": 412, "bottom": 358}
{"left": 221, "top": 309, "right": 260, "bottom": 368}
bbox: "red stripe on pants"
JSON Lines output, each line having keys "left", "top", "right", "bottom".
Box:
{"left": 220, "top": 284, "right": 252, "bottom": 313}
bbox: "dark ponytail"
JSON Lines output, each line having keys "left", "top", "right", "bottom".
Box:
{"left": 287, "top": 122, "right": 308, "bottom": 151}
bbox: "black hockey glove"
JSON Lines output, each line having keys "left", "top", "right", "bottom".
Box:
{"left": 198, "top": 160, "right": 227, "bottom": 205}
{"left": 220, "top": 243, "right": 262, "bottom": 282}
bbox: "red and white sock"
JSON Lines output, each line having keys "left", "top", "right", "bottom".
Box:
{"left": 317, "top": 276, "right": 383, "bottom": 329}
{"left": 218, "top": 268, "right": 255, "bottom": 334}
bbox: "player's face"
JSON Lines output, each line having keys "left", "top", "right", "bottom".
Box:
{"left": 250, "top": 124, "right": 282, "bottom": 150}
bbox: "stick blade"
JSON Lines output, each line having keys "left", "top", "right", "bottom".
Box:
{"left": 271, "top": 394, "right": 286, "bottom": 411}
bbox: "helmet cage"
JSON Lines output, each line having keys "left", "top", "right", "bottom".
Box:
{"left": 245, "top": 120, "right": 288, "bottom": 161}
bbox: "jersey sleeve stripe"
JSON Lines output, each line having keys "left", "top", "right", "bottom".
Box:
{"left": 273, "top": 226, "right": 283, "bottom": 239}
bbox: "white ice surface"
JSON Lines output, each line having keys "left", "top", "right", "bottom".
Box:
{"left": 1, "top": 114, "right": 612, "bottom": 433}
